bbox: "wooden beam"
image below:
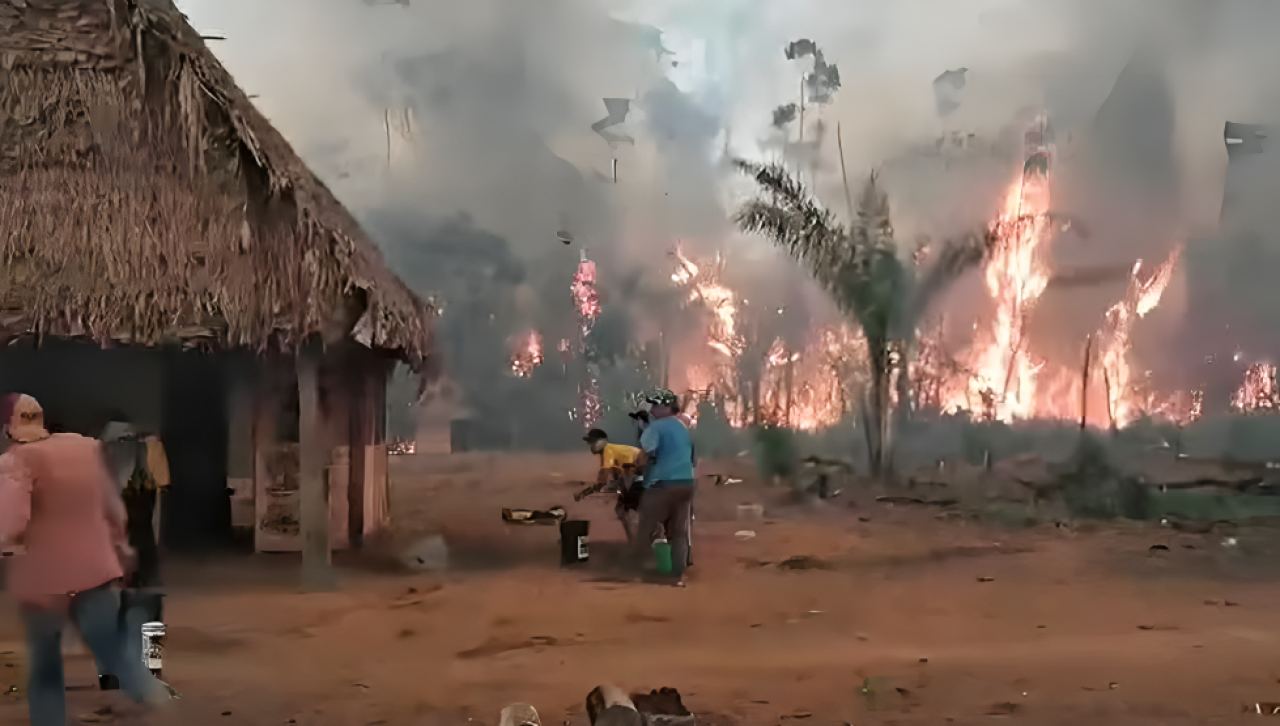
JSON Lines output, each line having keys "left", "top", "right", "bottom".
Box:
{"left": 347, "top": 349, "right": 370, "bottom": 550}
{"left": 297, "top": 339, "right": 334, "bottom": 590}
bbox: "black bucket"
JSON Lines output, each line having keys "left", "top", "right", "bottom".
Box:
{"left": 560, "top": 520, "right": 590, "bottom": 566}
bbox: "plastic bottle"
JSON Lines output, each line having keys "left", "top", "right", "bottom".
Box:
{"left": 652, "top": 539, "right": 673, "bottom": 574}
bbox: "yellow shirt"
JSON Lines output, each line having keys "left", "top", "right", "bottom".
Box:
{"left": 599, "top": 443, "right": 640, "bottom": 470}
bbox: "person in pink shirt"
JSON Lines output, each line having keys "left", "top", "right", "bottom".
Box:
{"left": 0, "top": 393, "right": 170, "bottom": 725}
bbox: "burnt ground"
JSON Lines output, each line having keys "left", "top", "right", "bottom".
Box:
{"left": 4, "top": 452, "right": 1280, "bottom": 725}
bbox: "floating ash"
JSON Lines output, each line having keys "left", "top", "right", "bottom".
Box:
{"left": 571, "top": 252, "right": 603, "bottom": 430}
{"left": 571, "top": 253, "right": 603, "bottom": 323}
{"left": 1233, "top": 363, "right": 1280, "bottom": 414}
{"left": 508, "top": 329, "right": 544, "bottom": 378}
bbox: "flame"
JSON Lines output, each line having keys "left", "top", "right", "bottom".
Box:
{"left": 570, "top": 254, "right": 603, "bottom": 429}
{"left": 946, "top": 170, "right": 1055, "bottom": 419}
{"left": 1233, "top": 363, "right": 1279, "bottom": 413}
{"left": 508, "top": 329, "right": 543, "bottom": 378}
{"left": 571, "top": 257, "right": 603, "bottom": 322}
{"left": 671, "top": 245, "right": 745, "bottom": 359}
{"left": 936, "top": 115, "right": 1185, "bottom": 427}
{"left": 1095, "top": 246, "right": 1182, "bottom": 426}
{"left": 670, "top": 245, "right": 859, "bottom": 431}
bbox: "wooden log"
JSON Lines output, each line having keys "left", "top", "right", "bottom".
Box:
{"left": 298, "top": 339, "right": 334, "bottom": 590}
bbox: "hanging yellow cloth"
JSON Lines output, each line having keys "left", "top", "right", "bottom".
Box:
{"left": 145, "top": 440, "right": 171, "bottom": 492}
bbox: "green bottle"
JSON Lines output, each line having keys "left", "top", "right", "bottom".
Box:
{"left": 652, "top": 539, "right": 673, "bottom": 574}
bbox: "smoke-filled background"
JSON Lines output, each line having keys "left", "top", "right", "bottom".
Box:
{"left": 175, "top": 0, "right": 1280, "bottom": 450}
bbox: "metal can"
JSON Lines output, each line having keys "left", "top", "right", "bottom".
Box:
{"left": 140, "top": 622, "right": 165, "bottom": 678}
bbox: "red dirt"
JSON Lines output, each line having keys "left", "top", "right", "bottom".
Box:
{"left": 3, "top": 452, "right": 1280, "bottom": 725}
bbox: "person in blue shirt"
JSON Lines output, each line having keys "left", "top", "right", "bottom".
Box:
{"left": 635, "top": 389, "right": 696, "bottom": 586}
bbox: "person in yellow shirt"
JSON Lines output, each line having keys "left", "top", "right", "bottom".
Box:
{"left": 582, "top": 429, "right": 643, "bottom": 543}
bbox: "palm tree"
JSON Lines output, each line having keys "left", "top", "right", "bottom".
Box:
{"left": 733, "top": 160, "right": 993, "bottom": 477}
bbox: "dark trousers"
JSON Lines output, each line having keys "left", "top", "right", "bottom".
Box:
{"left": 123, "top": 488, "right": 159, "bottom": 588}
{"left": 634, "top": 486, "right": 695, "bottom": 578}
{"left": 96, "top": 590, "right": 163, "bottom": 690}
{"left": 23, "top": 587, "right": 162, "bottom": 726}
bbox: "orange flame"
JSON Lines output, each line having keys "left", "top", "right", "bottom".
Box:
{"left": 508, "top": 329, "right": 543, "bottom": 378}
{"left": 1233, "top": 363, "right": 1279, "bottom": 413}
{"left": 945, "top": 172, "right": 1054, "bottom": 419}
{"left": 670, "top": 245, "right": 860, "bottom": 430}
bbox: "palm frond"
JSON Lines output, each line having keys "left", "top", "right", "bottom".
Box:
{"left": 732, "top": 161, "right": 847, "bottom": 271}
{"left": 901, "top": 228, "right": 995, "bottom": 332}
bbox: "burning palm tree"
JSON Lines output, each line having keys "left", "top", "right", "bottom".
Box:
{"left": 733, "top": 160, "right": 993, "bottom": 477}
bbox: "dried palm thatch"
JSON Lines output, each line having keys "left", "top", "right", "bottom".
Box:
{"left": 0, "top": 0, "right": 435, "bottom": 371}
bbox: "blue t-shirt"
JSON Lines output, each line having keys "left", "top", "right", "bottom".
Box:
{"left": 639, "top": 416, "right": 695, "bottom": 487}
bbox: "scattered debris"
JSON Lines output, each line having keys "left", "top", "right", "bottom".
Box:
{"left": 777, "top": 556, "right": 835, "bottom": 571}
{"left": 1247, "top": 703, "right": 1280, "bottom": 715}
{"left": 1137, "top": 624, "right": 1178, "bottom": 631}
{"left": 624, "top": 612, "right": 671, "bottom": 625}
{"left": 977, "top": 577, "right": 995, "bottom": 583}
{"left": 1110, "top": 683, "right": 1118, "bottom": 690}
{"left": 587, "top": 685, "right": 641, "bottom": 726}
{"left": 502, "top": 507, "right": 568, "bottom": 525}
{"left": 456, "top": 636, "right": 562, "bottom": 660}
{"left": 859, "top": 677, "right": 895, "bottom": 712}
{"left": 734, "top": 531, "right": 757, "bottom": 540}
{"left": 706, "top": 474, "right": 743, "bottom": 486}
{"left": 630, "top": 688, "right": 693, "bottom": 726}
{"left": 986, "top": 702, "right": 1020, "bottom": 716}
{"left": 782, "top": 710, "right": 813, "bottom": 719}
{"left": 79, "top": 705, "right": 115, "bottom": 723}
{"left": 501, "top": 703, "right": 542, "bottom": 726}
{"left": 390, "top": 583, "right": 443, "bottom": 608}
{"left": 876, "top": 495, "right": 926, "bottom": 505}
{"left": 400, "top": 535, "right": 449, "bottom": 572}
{"left": 1223, "top": 537, "right": 1240, "bottom": 548}
{"left": 1148, "top": 544, "right": 1169, "bottom": 554}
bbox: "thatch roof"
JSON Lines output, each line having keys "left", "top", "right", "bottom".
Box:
{"left": 0, "top": 0, "right": 435, "bottom": 369}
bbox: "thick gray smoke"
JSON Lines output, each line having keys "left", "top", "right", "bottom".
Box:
{"left": 178, "top": 0, "right": 1280, "bottom": 442}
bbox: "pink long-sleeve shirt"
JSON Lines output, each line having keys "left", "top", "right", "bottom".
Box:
{"left": 0, "top": 434, "right": 128, "bottom": 604}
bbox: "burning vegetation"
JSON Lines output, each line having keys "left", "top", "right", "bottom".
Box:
{"left": 508, "top": 330, "right": 543, "bottom": 379}
{"left": 498, "top": 105, "right": 1272, "bottom": 448}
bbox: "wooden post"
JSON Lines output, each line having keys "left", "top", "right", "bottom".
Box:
{"left": 251, "top": 356, "right": 280, "bottom": 554}
{"left": 1079, "top": 336, "right": 1092, "bottom": 431}
{"left": 297, "top": 339, "right": 334, "bottom": 590}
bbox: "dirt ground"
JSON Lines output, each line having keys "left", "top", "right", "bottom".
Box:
{"left": 5, "top": 452, "right": 1280, "bottom": 725}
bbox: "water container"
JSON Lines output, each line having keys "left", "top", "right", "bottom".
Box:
{"left": 141, "top": 622, "right": 165, "bottom": 678}
{"left": 560, "top": 520, "right": 590, "bottom": 565}
{"left": 652, "top": 539, "right": 673, "bottom": 574}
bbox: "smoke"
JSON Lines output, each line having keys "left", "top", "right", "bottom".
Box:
{"left": 176, "top": 0, "right": 1280, "bottom": 442}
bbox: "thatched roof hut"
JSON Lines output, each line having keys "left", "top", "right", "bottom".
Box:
{"left": 0, "top": 0, "right": 438, "bottom": 566}
{"left": 0, "top": 0, "right": 435, "bottom": 368}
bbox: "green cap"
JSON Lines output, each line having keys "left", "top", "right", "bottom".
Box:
{"left": 645, "top": 389, "right": 678, "bottom": 407}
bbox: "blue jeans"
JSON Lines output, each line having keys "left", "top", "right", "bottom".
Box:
{"left": 95, "top": 590, "right": 163, "bottom": 690}
{"left": 22, "top": 586, "right": 162, "bottom": 726}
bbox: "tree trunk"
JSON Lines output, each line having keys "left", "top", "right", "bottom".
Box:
{"left": 864, "top": 338, "right": 894, "bottom": 479}
{"left": 298, "top": 340, "right": 335, "bottom": 591}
